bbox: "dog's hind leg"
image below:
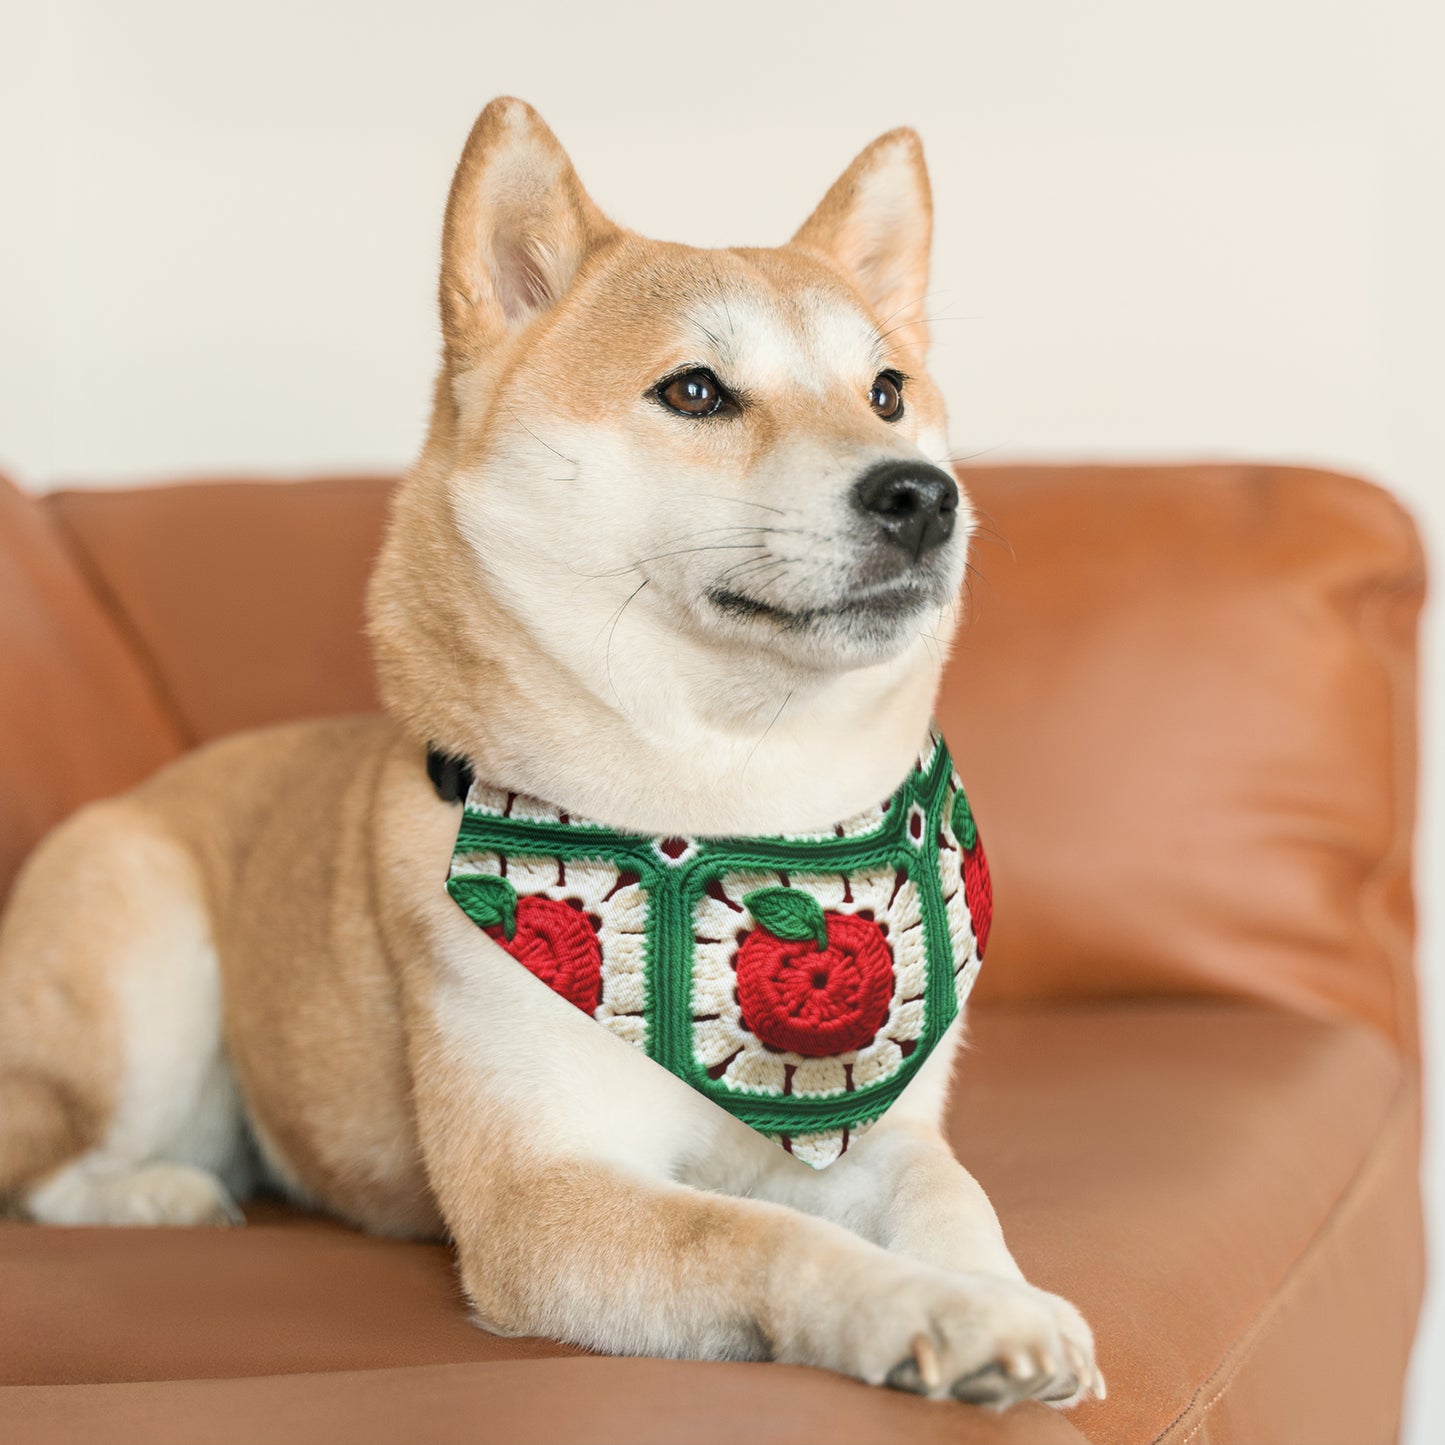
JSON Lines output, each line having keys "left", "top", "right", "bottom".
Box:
{"left": 0, "top": 798, "right": 248, "bottom": 1225}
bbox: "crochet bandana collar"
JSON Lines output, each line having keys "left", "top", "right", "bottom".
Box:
{"left": 439, "top": 730, "right": 991, "bottom": 1169}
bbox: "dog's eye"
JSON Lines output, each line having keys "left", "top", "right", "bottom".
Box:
{"left": 658, "top": 369, "right": 725, "bottom": 417}
{"left": 869, "top": 371, "right": 904, "bottom": 421}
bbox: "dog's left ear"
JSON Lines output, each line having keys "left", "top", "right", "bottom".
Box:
{"left": 791, "top": 129, "right": 933, "bottom": 354}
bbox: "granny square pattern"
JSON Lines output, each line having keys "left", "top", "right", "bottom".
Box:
{"left": 445, "top": 731, "right": 990, "bottom": 1168}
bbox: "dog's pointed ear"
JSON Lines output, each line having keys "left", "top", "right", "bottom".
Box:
{"left": 791, "top": 128, "right": 933, "bottom": 353}
{"left": 440, "top": 98, "right": 617, "bottom": 367}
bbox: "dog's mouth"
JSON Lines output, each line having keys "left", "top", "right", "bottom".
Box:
{"left": 705, "top": 577, "right": 939, "bottom": 630}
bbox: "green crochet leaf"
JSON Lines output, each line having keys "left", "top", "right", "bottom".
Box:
{"left": 743, "top": 887, "right": 828, "bottom": 950}
{"left": 951, "top": 791, "right": 978, "bottom": 851}
{"left": 447, "top": 874, "right": 518, "bottom": 940}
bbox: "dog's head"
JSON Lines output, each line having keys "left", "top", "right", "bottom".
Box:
{"left": 371, "top": 99, "right": 969, "bottom": 813}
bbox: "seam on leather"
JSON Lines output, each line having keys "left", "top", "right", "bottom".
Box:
{"left": 1151, "top": 1074, "right": 1419, "bottom": 1445}
{"left": 1337, "top": 470, "right": 1426, "bottom": 1067}
{"left": 1353, "top": 561, "right": 1426, "bottom": 1069}
{"left": 44, "top": 497, "right": 199, "bottom": 750}
{"left": 40, "top": 476, "right": 396, "bottom": 753}
{"left": 1242, "top": 465, "right": 1425, "bottom": 1063}
{"left": 1243, "top": 466, "right": 1425, "bottom": 1064}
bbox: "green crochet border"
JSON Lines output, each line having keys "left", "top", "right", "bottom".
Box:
{"left": 448, "top": 741, "right": 967, "bottom": 1137}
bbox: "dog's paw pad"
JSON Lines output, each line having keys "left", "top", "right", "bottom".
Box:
{"left": 885, "top": 1359, "right": 927, "bottom": 1395}
{"left": 951, "top": 1362, "right": 1013, "bottom": 1405}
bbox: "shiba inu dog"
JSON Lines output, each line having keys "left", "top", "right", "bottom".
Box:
{"left": 0, "top": 98, "right": 1101, "bottom": 1408}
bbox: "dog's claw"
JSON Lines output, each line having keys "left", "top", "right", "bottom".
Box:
{"left": 1002, "top": 1347, "right": 1034, "bottom": 1379}
{"left": 911, "top": 1332, "right": 941, "bottom": 1392}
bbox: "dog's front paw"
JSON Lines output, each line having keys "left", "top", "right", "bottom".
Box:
{"left": 817, "top": 1265, "right": 1104, "bottom": 1408}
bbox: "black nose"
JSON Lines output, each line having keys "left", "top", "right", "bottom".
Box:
{"left": 852, "top": 460, "right": 960, "bottom": 560}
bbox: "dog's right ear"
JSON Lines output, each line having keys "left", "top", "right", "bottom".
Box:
{"left": 439, "top": 98, "right": 616, "bottom": 368}
{"left": 791, "top": 128, "right": 932, "bottom": 355}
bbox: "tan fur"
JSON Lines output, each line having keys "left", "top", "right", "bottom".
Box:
{"left": 0, "top": 98, "right": 1101, "bottom": 1405}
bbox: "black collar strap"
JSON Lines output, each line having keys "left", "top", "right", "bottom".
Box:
{"left": 426, "top": 746, "right": 474, "bottom": 804}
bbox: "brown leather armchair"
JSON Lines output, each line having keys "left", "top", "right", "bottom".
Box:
{"left": 0, "top": 462, "right": 1425, "bottom": 1445}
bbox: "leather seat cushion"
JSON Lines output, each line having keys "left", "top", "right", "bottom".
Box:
{"left": 1, "top": 1001, "right": 1420, "bottom": 1444}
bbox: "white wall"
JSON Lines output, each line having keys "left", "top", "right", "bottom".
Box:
{"left": 1, "top": 0, "right": 1440, "bottom": 1433}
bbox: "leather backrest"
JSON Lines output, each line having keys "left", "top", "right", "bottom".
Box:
{"left": 0, "top": 474, "right": 184, "bottom": 901}
{"left": 36, "top": 465, "right": 1424, "bottom": 1055}
{"left": 943, "top": 464, "right": 1423, "bottom": 1059}
{"left": 48, "top": 477, "right": 390, "bottom": 743}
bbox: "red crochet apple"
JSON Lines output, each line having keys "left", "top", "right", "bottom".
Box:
{"left": 736, "top": 888, "right": 894, "bottom": 1057}
{"left": 951, "top": 791, "right": 992, "bottom": 957}
{"left": 446, "top": 874, "right": 602, "bottom": 1014}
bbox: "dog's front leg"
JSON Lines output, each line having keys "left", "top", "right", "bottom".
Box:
{"left": 767, "top": 1121, "right": 1102, "bottom": 1406}
{"left": 428, "top": 1134, "right": 1096, "bottom": 1403}
{"left": 764, "top": 1116, "right": 1027, "bottom": 1279}
{"left": 413, "top": 1034, "right": 1095, "bottom": 1403}
{"left": 749, "top": 1024, "right": 1104, "bottom": 1405}
{"left": 759, "top": 1019, "right": 1023, "bottom": 1276}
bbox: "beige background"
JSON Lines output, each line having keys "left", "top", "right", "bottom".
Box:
{"left": 1, "top": 1, "right": 1441, "bottom": 1434}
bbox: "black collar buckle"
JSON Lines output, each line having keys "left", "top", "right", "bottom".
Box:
{"left": 426, "top": 746, "right": 474, "bottom": 805}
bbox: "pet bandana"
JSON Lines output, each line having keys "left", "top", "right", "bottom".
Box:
{"left": 439, "top": 730, "right": 990, "bottom": 1169}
